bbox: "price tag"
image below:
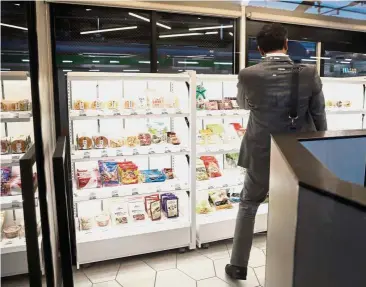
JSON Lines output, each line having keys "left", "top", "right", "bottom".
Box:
{"left": 112, "top": 190, "right": 119, "bottom": 197}
{"left": 205, "top": 147, "right": 211, "bottom": 153}
{"left": 101, "top": 150, "right": 108, "bottom": 157}
{"left": 161, "top": 109, "right": 168, "bottom": 115}
{"left": 89, "top": 192, "right": 97, "bottom": 200}
{"left": 113, "top": 110, "right": 121, "bottom": 116}
{"left": 148, "top": 148, "right": 155, "bottom": 154}
{"left": 221, "top": 112, "right": 226, "bottom": 116}
{"left": 206, "top": 112, "right": 212, "bottom": 117}
{"left": 131, "top": 188, "right": 139, "bottom": 196}
{"left": 133, "top": 148, "right": 139, "bottom": 155}
{"left": 12, "top": 155, "right": 21, "bottom": 163}
{"left": 156, "top": 186, "right": 162, "bottom": 192}
{"left": 13, "top": 112, "right": 20, "bottom": 118}
{"left": 146, "top": 109, "right": 153, "bottom": 115}
{"left": 164, "top": 147, "right": 171, "bottom": 153}
{"left": 130, "top": 109, "right": 138, "bottom": 116}
{"left": 116, "top": 149, "right": 123, "bottom": 156}
{"left": 85, "top": 231, "right": 93, "bottom": 235}
{"left": 180, "top": 147, "right": 188, "bottom": 152}
{"left": 222, "top": 184, "right": 229, "bottom": 188}
{"left": 208, "top": 185, "right": 214, "bottom": 190}
{"left": 174, "top": 183, "right": 182, "bottom": 190}
{"left": 83, "top": 151, "right": 90, "bottom": 159}
{"left": 79, "top": 110, "right": 86, "bottom": 116}
{"left": 12, "top": 201, "right": 22, "bottom": 208}
{"left": 175, "top": 108, "right": 182, "bottom": 114}
{"left": 5, "top": 241, "right": 13, "bottom": 245}
{"left": 219, "top": 148, "right": 225, "bottom": 152}
{"left": 233, "top": 112, "right": 239, "bottom": 116}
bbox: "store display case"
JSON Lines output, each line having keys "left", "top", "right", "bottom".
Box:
{"left": 1, "top": 72, "right": 43, "bottom": 279}
{"left": 321, "top": 76, "right": 366, "bottom": 131}
{"left": 66, "top": 72, "right": 196, "bottom": 266}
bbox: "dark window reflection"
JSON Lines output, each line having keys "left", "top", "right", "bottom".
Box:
{"left": 1, "top": 1, "right": 29, "bottom": 71}
{"left": 53, "top": 5, "right": 151, "bottom": 73}
{"left": 247, "top": 37, "right": 316, "bottom": 66}
{"left": 156, "top": 13, "right": 235, "bottom": 74}
{"left": 323, "top": 51, "right": 366, "bottom": 77}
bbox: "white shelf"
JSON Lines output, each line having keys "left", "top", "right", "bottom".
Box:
{"left": 197, "top": 144, "right": 240, "bottom": 156}
{"left": 71, "top": 145, "right": 189, "bottom": 162}
{"left": 1, "top": 153, "right": 25, "bottom": 167}
{"left": 326, "top": 108, "right": 366, "bottom": 115}
{"left": 197, "top": 110, "right": 249, "bottom": 118}
{"left": 0, "top": 236, "right": 42, "bottom": 255}
{"left": 73, "top": 179, "right": 189, "bottom": 203}
{"left": 0, "top": 112, "right": 32, "bottom": 123}
{"left": 70, "top": 112, "right": 189, "bottom": 121}
{"left": 196, "top": 170, "right": 245, "bottom": 191}
{"left": 0, "top": 192, "right": 38, "bottom": 210}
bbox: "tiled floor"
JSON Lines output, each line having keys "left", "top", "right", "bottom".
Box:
{"left": 1, "top": 233, "right": 267, "bottom": 287}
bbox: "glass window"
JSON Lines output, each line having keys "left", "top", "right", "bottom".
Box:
{"left": 156, "top": 12, "right": 235, "bottom": 74}
{"left": 52, "top": 4, "right": 151, "bottom": 73}
{"left": 323, "top": 51, "right": 366, "bottom": 77}
{"left": 247, "top": 37, "right": 316, "bottom": 66}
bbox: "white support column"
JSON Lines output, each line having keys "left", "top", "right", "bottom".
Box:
{"left": 316, "top": 42, "right": 322, "bottom": 75}
{"left": 239, "top": 4, "right": 247, "bottom": 70}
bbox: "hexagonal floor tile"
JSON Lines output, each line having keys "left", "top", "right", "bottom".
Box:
{"left": 252, "top": 234, "right": 267, "bottom": 250}
{"left": 92, "top": 280, "right": 121, "bottom": 287}
{"left": 116, "top": 260, "right": 155, "bottom": 287}
{"left": 197, "top": 277, "right": 231, "bottom": 287}
{"left": 155, "top": 269, "right": 195, "bottom": 287}
{"left": 177, "top": 250, "right": 215, "bottom": 280}
{"left": 142, "top": 250, "right": 176, "bottom": 271}
{"left": 74, "top": 270, "right": 92, "bottom": 287}
{"left": 248, "top": 247, "right": 266, "bottom": 268}
{"left": 254, "top": 266, "right": 265, "bottom": 286}
{"left": 83, "top": 260, "right": 120, "bottom": 284}
{"left": 1, "top": 274, "right": 29, "bottom": 287}
{"left": 198, "top": 241, "right": 230, "bottom": 260}
{"left": 214, "top": 258, "right": 260, "bottom": 287}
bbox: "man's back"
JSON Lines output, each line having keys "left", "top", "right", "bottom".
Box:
{"left": 237, "top": 55, "right": 327, "bottom": 170}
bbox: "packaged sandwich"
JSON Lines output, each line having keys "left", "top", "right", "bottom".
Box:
{"left": 208, "top": 190, "right": 232, "bottom": 210}
{"left": 126, "top": 136, "right": 139, "bottom": 147}
{"left": 218, "top": 99, "right": 233, "bottom": 110}
{"left": 80, "top": 216, "right": 94, "bottom": 230}
{"left": 91, "top": 100, "right": 105, "bottom": 110}
{"left": 11, "top": 136, "right": 30, "bottom": 154}
{"left": 167, "top": 132, "right": 180, "bottom": 145}
{"left": 148, "top": 122, "right": 168, "bottom": 144}
{"left": 196, "top": 159, "right": 209, "bottom": 181}
{"left": 73, "top": 100, "right": 91, "bottom": 110}
{"left": 106, "top": 100, "right": 119, "bottom": 110}
{"left": 124, "top": 100, "right": 135, "bottom": 109}
{"left": 99, "top": 161, "right": 119, "bottom": 187}
{"left": 109, "top": 137, "right": 124, "bottom": 148}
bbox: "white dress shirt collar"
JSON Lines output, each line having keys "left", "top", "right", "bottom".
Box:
{"left": 265, "top": 52, "right": 288, "bottom": 57}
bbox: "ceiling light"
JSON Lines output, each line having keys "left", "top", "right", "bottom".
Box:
{"left": 80, "top": 26, "right": 137, "bottom": 35}
{"left": 92, "top": 60, "right": 100, "bottom": 63}
{"left": 178, "top": 70, "right": 184, "bottom": 72}
{"left": 301, "top": 59, "right": 317, "bottom": 62}
{"left": 159, "top": 32, "right": 203, "bottom": 38}
{"left": 189, "top": 25, "right": 233, "bottom": 31}
{"left": 157, "top": 22, "right": 171, "bottom": 30}
{"left": 89, "top": 69, "right": 100, "bottom": 72}
{"left": 110, "top": 60, "right": 119, "bottom": 63}
{"left": 14, "top": 3, "right": 20, "bottom": 6}
{"left": 138, "top": 61, "right": 150, "bottom": 64}
{"left": 62, "top": 60, "right": 73, "bottom": 63}
{"left": 310, "top": 56, "right": 331, "bottom": 60}
{"left": 22, "top": 59, "right": 29, "bottom": 62}
{"left": 340, "top": 61, "right": 351, "bottom": 64}
{"left": 205, "top": 31, "right": 218, "bottom": 35}
{"left": 63, "top": 69, "right": 72, "bottom": 72}
{"left": 1, "top": 68, "right": 11, "bottom": 71}
{"left": 123, "top": 69, "right": 140, "bottom": 72}
{"left": 345, "top": 58, "right": 352, "bottom": 61}
{"left": 178, "top": 61, "right": 198, "bottom": 65}
{"left": 129, "top": 12, "right": 171, "bottom": 30}
{"left": 229, "top": 32, "right": 233, "bottom": 36}
{"left": 198, "top": 17, "right": 201, "bottom": 20}
{"left": 86, "top": 9, "right": 92, "bottom": 11}
{"left": 214, "top": 62, "right": 233, "bottom": 65}
{"left": 0, "top": 23, "right": 27, "bottom": 31}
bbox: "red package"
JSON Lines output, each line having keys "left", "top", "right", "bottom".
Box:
{"left": 200, "top": 156, "right": 222, "bottom": 178}
{"left": 138, "top": 133, "right": 152, "bottom": 146}
{"left": 76, "top": 168, "right": 101, "bottom": 189}
{"left": 230, "top": 123, "right": 246, "bottom": 137}
{"left": 144, "top": 194, "right": 160, "bottom": 216}
{"left": 205, "top": 101, "right": 218, "bottom": 110}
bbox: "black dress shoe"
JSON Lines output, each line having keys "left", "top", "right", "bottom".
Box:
{"left": 225, "top": 264, "right": 247, "bottom": 280}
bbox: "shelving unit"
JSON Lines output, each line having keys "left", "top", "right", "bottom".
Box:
{"left": 66, "top": 71, "right": 196, "bottom": 266}
{"left": 1, "top": 71, "right": 42, "bottom": 278}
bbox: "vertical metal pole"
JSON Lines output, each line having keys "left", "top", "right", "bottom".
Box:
{"left": 239, "top": 5, "right": 247, "bottom": 70}
{"left": 1, "top": 79, "right": 8, "bottom": 137}
{"left": 150, "top": 11, "right": 158, "bottom": 73}
{"left": 316, "top": 42, "right": 322, "bottom": 76}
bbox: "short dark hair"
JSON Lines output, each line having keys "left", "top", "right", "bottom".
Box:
{"left": 256, "top": 23, "right": 288, "bottom": 53}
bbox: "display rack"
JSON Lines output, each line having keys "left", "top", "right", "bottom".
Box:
{"left": 66, "top": 72, "right": 196, "bottom": 266}
{"left": 1, "top": 71, "right": 42, "bottom": 278}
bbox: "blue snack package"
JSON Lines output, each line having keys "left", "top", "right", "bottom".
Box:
{"left": 140, "top": 169, "right": 166, "bottom": 183}
{"left": 1, "top": 167, "right": 12, "bottom": 183}
{"left": 98, "top": 161, "right": 119, "bottom": 187}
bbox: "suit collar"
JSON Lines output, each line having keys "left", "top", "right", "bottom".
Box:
{"left": 263, "top": 54, "right": 293, "bottom": 63}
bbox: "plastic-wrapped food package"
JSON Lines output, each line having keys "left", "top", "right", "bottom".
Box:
{"left": 93, "top": 135, "right": 109, "bottom": 149}
{"left": 110, "top": 202, "right": 129, "bottom": 225}
{"left": 148, "top": 121, "right": 168, "bottom": 144}
{"left": 200, "top": 156, "right": 222, "bottom": 178}
{"left": 208, "top": 190, "right": 233, "bottom": 210}
{"left": 1, "top": 138, "right": 10, "bottom": 154}
{"left": 196, "top": 159, "right": 209, "bottom": 181}
{"left": 129, "top": 201, "right": 146, "bottom": 221}
{"left": 99, "top": 161, "right": 119, "bottom": 187}
{"left": 161, "top": 193, "right": 179, "bottom": 218}
{"left": 162, "top": 168, "right": 174, "bottom": 180}
{"left": 140, "top": 170, "right": 166, "bottom": 183}
{"left": 76, "top": 134, "right": 93, "bottom": 150}
{"left": 76, "top": 168, "right": 101, "bottom": 190}
{"left": 118, "top": 161, "right": 139, "bottom": 185}
{"left": 138, "top": 133, "right": 152, "bottom": 146}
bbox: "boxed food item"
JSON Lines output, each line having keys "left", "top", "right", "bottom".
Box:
{"left": 218, "top": 99, "right": 233, "bottom": 110}
{"left": 138, "top": 133, "right": 152, "bottom": 146}
{"left": 14, "top": 100, "right": 31, "bottom": 111}
{"left": 118, "top": 161, "right": 139, "bottom": 185}
{"left": 1, "top": 138, "right": 10, "bottom": 154}
{"left": 144, "top": 194, "right": 160, "bottom": 217}
{"left": 208, "top": 190, "right": 232, "bottom": 210}
{"left": 150, "top": 200, "right": 162, "bottom": 221}
{"left": 99, "top": 161, "right": 119, "bottom": 187}
{"left": 76, "top": 135, "right": 93, "bottom": 150}
{"left": 126, "top": 136, "right": 139, "bottom": 147}
{"left": 150, "top": 94, "right": 164, "bottom": 108}
{"left": 161, "top": 193, "right": 179, "bottom": 218}
{"left": 148, "top": 122, "right": 168, "bottom": 144}
{"left": 73, "top": 100, "right": 91, "bottom": 110}
{"left": 109, "top": 137, "right": 124, "bottom": 148}
{"left": 167, "top": 132, "right": 180, "bottom": 145}
{"left": 128, "top": 201, "right": 146, "bottom": 221}
{"left": 205, "top": 101, "right": 218, "bottom": 110}
{"left": 162, "top": 168, "right": 174, "bottom": 180}
{"left": 200, "top": 156, "right": 222, "bottom": 178}
{"left": 110, "top": 202, "right": 129, "bottom": 225}
{"left": 140, "top": 170, "right": 166, "bottom": 183}
{"left": 11, "top": 136, "right": 31, "bottom": 154}
{"left": 93, "top": 135, "right": 109, "bottom": 149}
{"left": 95, "top": 213, "right": 110, "bottom": 227}
{"left": 196, "top": 159, "right": 209, "bottom": 181}
{"left": 76, "top": 168, "right": 101, "bottom": 190}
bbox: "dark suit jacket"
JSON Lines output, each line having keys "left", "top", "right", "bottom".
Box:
{"left": 237, "top": 55, "right": 327, "bottom": 172}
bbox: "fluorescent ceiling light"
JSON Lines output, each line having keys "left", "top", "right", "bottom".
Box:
{"left": 89, "top": 69, "right": 100, "bottom": 72}
{"left": 63, "top": 69, "right": 72, "bottom": 72}
{"left": 138, "top": 61, "right": 150, "bottom": 64}
{"left": 189, "top": 25, "right": 233, "bottom": 31}
{"left": 123, "top": 69, "right": 140, "bottom": 72}
{"left": 310, "top": 56, "right": 331, "bottom": 60}
{"left": 345, "top": 58, "right": 352, "bottom": 61}
{"left": 340, "top": 61, "right": 351, "bottom": 64}
{"left": 0, "top": 23, "right": 27, "bottom": 31}
{"left": 92, "top": 60, "right": 100, "bottom": 63}
{"left": 178, "top": 70, "right": 184, "bottom": 72}
{"left": 129, "top": 12, "right": 171, "bottom": 30}
{"left": 110, "top": 60, "right": 119, "bottom": 63}
{"left": 80, "top": 26, "right": 137, "bottom": 35}
{"left": 229, "top": 32, "right": 234, "bottom": 36}
{"left": 159, "top": 32, "right": 203, "bottom": 38}
{"left": 14, "top": 4, "right": 20, "bottom": 6}
{"left": 62, "top": 60, "right": 73, "bottom": 63}
{"left": 1, "top": 68, "right": 11, "bottom": 71}
{"left": 214, "top": 62, "right": 233, "bottom": 65}
{"left": 86, "top": 9, "right": 92, "bottom": 11}
{"left": 205, "top": 31, "right": 218, "bottom": 35}
{"left": 178, "top": 61, "right": 198, "bottom": 65}
{"left": 157, "top": 22, "right": 171, "bottom": 30}
{"left": 301, "top": 59, "right": 317, "bottom": 62}
{"left": 22, "top": 59, "right": 29, "bottom": 62}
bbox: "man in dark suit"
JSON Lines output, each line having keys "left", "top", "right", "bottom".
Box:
{"left": 226, "top": 23, "right": 327, "bottom": 280}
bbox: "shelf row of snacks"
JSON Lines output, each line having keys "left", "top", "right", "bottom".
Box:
{"left": 1, "top": 166, "right": 38, "bottom": 198}
{"left": 1, "top": 100, "right": 32, "bottom": 112}
{"left": 198, "top": 122, "right": 245, "bottom": 145}
{"left": 1, "top": 136, "right": 32, "bottom": 155}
